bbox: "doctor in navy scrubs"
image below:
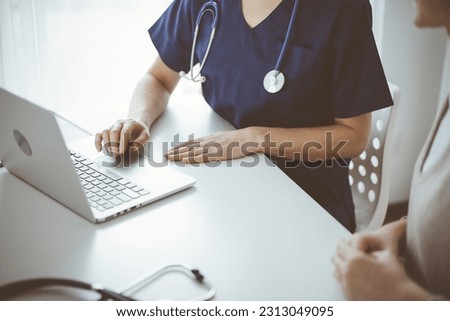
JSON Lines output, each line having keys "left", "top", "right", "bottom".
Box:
{"left": 95, "top": 0, "right": 393, "bottom": 232}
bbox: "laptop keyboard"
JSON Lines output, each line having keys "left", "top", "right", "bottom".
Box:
{"left": 69, "top": 151, "right": 150, "bottom": 212}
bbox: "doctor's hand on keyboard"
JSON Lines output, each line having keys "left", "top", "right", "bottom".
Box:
{"left": 95, "top": 118, "right": 150, "bottom": 157}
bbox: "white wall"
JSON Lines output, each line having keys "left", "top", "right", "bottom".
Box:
{"left": 381, "top": 0, "right": 448, "bottom": 203}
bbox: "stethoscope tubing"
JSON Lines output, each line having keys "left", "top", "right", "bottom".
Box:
{"left": 117, "top": 262, "right": 216, "bottom": 301}
{"left": 0, "top": 278, "right": 135, "bottom": 301}
{"left": 197, "top": 0, "right": 220, "bottom": 28}
{"left": 181, "top": 0, "right": 301, "bottom": 93}
{"left": 274, "top": 0, "right": 301, "bottom": 74}
{"left": 0, "top": 263, "right": 215, "bottom": 301}
{"left": 181, "top": 1, "right": 219, "bottom": 83}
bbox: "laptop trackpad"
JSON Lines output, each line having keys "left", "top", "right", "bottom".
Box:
{"left": 94, "top": 153, "right": 141, "bottom": 168}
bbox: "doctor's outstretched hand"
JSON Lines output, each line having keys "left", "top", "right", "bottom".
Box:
{"left": 165, "top": 128, "right": 261, "bottom": 163}
{"left": 95, "top": 118, "right": 150, "bottom": 156}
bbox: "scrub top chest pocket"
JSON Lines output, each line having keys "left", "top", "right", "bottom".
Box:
{"left": 197, "top": 37, "right": 335, "bottom": 129}
{"left": 257, "top": 44, "right": 330, "bottom": 101}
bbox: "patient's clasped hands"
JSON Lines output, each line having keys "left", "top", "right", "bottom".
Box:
{"left": 333, "top": 221, "right": 429, "bottom": 300}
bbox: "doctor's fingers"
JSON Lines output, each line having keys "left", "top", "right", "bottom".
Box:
{"left": 100, "top": 123, "right": 124, "bottom": 156}
{"left": 117, "top": 122, "right": 140, "bottom": 155}
{"left": 166, "top": 144, "right": 211, "bottom": 162}
{"left": 95, "top": 133, "right": 103, "bottom": 152}
{"left": 94, "top": 120, "right": 123, "bottom": 154}
{"left": 181, "top": 153, "right": 224, "bottom": 164}
{"left": 108, "top": 120, "right": 126, "bottom": 155}
{"left": 110, "top": 120, "right": 150, "bottom": 156}
{"left": 168, "top": 140, "right": 201, "bottom": 152}
{"left": 167, "top": 141, "right": 228, "bottom": 160}
{"left": 129, "top": 130, "right": 150, "bottom": 155}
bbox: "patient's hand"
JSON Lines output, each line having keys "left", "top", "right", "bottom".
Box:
{"left": 333, "top": 240, "right": 429, "bottom": 300}
{"left": 349, "top": 219, "right": 407, "bottom": 256}
{"left": 332, "top": 219, "right": 431, "bottom": 300}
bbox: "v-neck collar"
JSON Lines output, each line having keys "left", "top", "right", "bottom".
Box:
{"left": 231, "top": 0, "right": 292, "bottom": 34}
{"left": 237, "top": 0, "right": 287, "bottom": 31}
{"left": 230, "top": 0, "right": 293, "bottom": 59}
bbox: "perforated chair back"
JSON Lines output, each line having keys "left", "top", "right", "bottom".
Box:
{"left": 350, "top": 84, "right": 400, "bottom": 231}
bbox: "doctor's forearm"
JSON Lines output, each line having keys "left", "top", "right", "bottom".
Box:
{"left": 249, "top": 124, "right": 368, "bottom": 161}
{"left": 127, "top": 73, "right": 171, "bottom": 129}
{"left": 127, "top": 57, "right": 181, "bottom": 130}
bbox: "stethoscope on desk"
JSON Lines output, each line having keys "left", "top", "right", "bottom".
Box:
{"left": 0, "top": 263, "right": 215, "bottom": 301}
{"left": 180, "top": 0, "right": 301, "bottom": 94}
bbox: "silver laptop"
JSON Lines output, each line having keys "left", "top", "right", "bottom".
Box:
{"left": 0, "top": 88, "right": 195, "bottom": 223}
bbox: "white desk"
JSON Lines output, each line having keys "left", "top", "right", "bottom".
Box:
{"left": 0, "top": 95, "right": 349, "bottom": 300}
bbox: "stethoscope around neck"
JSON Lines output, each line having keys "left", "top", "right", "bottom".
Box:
{"left": 179, "top": 0, "right": 301, "bottom": 94}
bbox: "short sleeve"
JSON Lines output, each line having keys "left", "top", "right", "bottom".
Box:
{"left": 331, "top": 0, "right": 393, "bottom": 118}
{"left": 148, "top": 0, "right": 197, "bottom": 73}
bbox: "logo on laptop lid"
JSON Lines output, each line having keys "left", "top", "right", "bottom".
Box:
{"left": 13, "top": 130, "right": 32, "bottom": 156}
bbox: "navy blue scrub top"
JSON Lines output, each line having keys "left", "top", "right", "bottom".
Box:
{"left": 149, "top": 0, "right": 393, "bottom": 232}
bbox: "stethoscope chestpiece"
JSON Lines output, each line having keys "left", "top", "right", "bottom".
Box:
{"left": 263, "top": 70, "right": 285, "bottom": 94}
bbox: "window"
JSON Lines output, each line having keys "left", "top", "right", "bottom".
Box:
{"left": 0, "top": 0, "right": 172, "bottom": 132}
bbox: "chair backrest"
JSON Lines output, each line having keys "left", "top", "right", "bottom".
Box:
{"left": 350, "top": 84, "right": 401, "bottom": 231}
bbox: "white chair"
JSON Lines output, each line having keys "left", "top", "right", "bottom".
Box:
{"left": 350, "top": 83, "right": 401, "bottom": 232}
